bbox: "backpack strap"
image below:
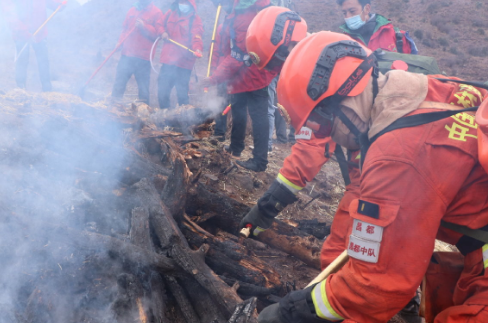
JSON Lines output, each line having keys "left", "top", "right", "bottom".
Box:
{"left": 367, "top": 105, "right": 487, "bottom": 251}
{"left": 229, "top": 17, "right": 249, "bottom": 63}
{"left": 334, "top": 144, "right": 351, "bottom": 186}
{"left": 369, "top": 106, "right": 478, "bottom": 144}
{"left": 441, "top": 221, "right": 488, "bottom": 255}
{"left": 394, "top": 27, "right": 404, "bottom": 54}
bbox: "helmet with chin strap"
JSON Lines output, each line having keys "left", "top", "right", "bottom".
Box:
{"left": 246, "top": 6, "right": 307, "bottom": 70}
{"left": 277, "top": 31, "right": 377, "bottom": 133}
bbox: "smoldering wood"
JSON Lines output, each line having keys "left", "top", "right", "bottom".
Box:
{"left": 49, "top": 225, "right": 178, "bottom": 274}
{"left": 178, "top": 278, "right": 229, "bottom": 323}
{"left": 183, "top": 228, "right": 282, "bottom": 289}
{"left": 219, "top": 276, "right": 282, "bottom": 297}
{"left": 128, "top": 207, "right": 169, "bottom": 323}
{"left": 257, "top": 223, "right": 322, "bottom": 269}
{"left": 165, "top": 277, "right": 201, "bottom": 323}
{"left": 161, "top": 141, "right": 191, "bottom": 222}
{"left": 24, "top": 287, "right": 54, "bottom": 323}
{"left": 227, "top": 297, "right": 258, "bottom": 323}
{"left": 187, "top": 183, "right": 322, "bottom": 269}
{"left": 111, "top": 273, "right": 145, "bottom": 323}
{"left": 0, "top": 93, "right": 333, "bottom": 323}
{"left": 133, "top": 178, "right": 244, "bottom": 318}
{"left": 148, "top": 273, "right": 169, "bottom": 323}
{"left": 130, "top": 207, "right": 153, "bottom": 251}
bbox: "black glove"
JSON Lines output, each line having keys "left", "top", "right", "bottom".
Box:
{"left": 258, "top": 179, "right": 298, "bottom": 218}
{"left": 240, "top": 180, "right": 298, "bottom": 236}
{"left": 259, "top": 286, "right": 335, "bottom": 323}
{"left": 258, "top": 304, "right": 286, "bottom": 323}
{"left": 239, "top": 205, "right": 274, "bottom": 237}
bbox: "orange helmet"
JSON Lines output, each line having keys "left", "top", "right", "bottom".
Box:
{"left": 477, "top": 97, "right": 488, "bottom": 173}
{"left": 246, "top": 6, "right": 307, "bottom": 70}
{"left": 277, "top": 31, "right": 375, "bottom": 132}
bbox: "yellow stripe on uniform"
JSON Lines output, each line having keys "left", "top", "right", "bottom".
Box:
{"left": 311, "top": 279, "right": 344, "bottom": 321}
{"left": 277, "top": 173, "right": 303, "bottom": 194}
{"left": 483, "top": 244, "right": 488, "bottom": 269}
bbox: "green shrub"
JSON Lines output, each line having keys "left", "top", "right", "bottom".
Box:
{"left": 438, "top": 38, "right": 449, "bottom": 47}
{"left": 414, "top": 30, "right": 423, "bottom": 40}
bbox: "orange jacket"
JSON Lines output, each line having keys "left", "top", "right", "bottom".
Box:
{"left": 314, "top": 78, "right": 488, "bottom": 323}
{"left": 277, "top": 129, "right": 361, "bottom": 201}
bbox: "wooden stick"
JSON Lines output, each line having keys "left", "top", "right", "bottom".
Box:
{"left": 168, "top": 39, "right": 201, "bottom": 57}
{"left": 15, "top": 2, "right": 67, "bottom": 62}
{"left": 207, "top": 4, "right": 222, "bottom": 77}
{"left": 306, "top": 250, "right": 349, "bottom": 287}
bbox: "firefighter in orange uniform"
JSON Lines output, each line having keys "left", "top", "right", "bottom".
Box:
{"left": 241, "top": 7, "right": 362, "bottom": 277}
{"left": 258, "top": 31, "right": 488, "bottom": 323}
{"left": 240, "top": 6, "right": 352, "bottom": 241}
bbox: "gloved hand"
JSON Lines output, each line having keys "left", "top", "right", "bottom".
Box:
{"left": 259, "top": 286, "right": 334, "bottom": 323}
{"left": 239, "top": 205, "right": 273, "bottom": 237}
{"left": 258, "top": 304, "right": 286, "bottom": 323}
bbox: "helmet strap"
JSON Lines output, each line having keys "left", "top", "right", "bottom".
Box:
{"left": 270, "top": 11, "right": 301, "bottom": 46}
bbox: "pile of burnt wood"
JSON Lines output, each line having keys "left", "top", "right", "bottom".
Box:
{"left": 0, "top": 93, "right": 323, "bottom": 323}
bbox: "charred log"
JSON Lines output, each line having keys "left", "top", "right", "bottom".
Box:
{"left": 133, "top": 178, "right": 244, "bottom": 318}
{"left": 183, "top": 228, "right": 282, "bottom": 289}
{"left": 187, "top": 183, "right": 322, "bottom": 269}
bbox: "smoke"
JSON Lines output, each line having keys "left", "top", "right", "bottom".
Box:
{"left": 0, "top": 91, "right": 130, "bottom": 322}
{"left": 0, "top": 0, "right": 229, "bottom": 320}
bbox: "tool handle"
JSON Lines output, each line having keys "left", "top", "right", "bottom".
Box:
{"left": 168, "top": 38, "right": 199, "bottom": 55}
{"left": 15, "top": 1, "right": 67, "bottom": 62}
{"left": 222, "top": 104, "right": 231, "bottom": 115}
{"left": 306, "top": 250, "right": 349, "bottom": 287}
{"left": 207, "top": 4, "right": 222, "bottom": 78}
{"left": 32, "top": 1, "right": 67, "bottom": 38}
{"left": 239, "top": 224, "right": 252, "bottom": 238}
{"left": 83, "top": 27, "right": 135, "bottom": 86}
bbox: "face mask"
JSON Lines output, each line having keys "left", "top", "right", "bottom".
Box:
{"left": 345, "top": 11, "right": 366, "bottom": 30}
{"left": 179, "top": 3, "right": 191, "bottom": 13}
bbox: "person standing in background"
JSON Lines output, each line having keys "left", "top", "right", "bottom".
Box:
{"left": 2, "top": 0, "right": 63, "bottom": 92}
{"left": 337, "top": 0, "right": 418, "bottom": 54}
{"left": 210, "top": 23, "right": 231, "bottom": 142}
{"left": 157, "top": 0, "right": 203, "bottom": 109}
{"left": 111, "top": 0, "right": 163, "bottom": 105}
{"left": 201, "top": 0, "right": 276, "bottom": 172}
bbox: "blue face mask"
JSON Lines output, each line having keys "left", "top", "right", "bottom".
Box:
{"left": 345, "top": 11, "right": 366, "bottom": 30}
{"left": 179, "top": 3, "right": 191, "bottom": 13}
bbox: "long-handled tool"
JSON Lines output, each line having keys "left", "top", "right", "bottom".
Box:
{"left": 150, "top": 36, "right": 161, "bottom": 74}
{"left": 78, "top": 26, "right": 136, "bottom": 98}
{"left": 15, "top": 1, "right": 67, "bottom": 63}
{"left": 167, "top": 38, "right": 202, "bottom": 57}
{"left": 205, "top": 4, "right": 222, "bottom": 92}
{"left": 150, "top": 37, "right": 202, "bottom": 75}
{"left": 306, "top": 250, "right": 349, "bottom": 287}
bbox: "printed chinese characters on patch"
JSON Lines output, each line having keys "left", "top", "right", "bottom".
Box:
{"left": 347, "top": 219, "right": 383, "bottom": 263}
